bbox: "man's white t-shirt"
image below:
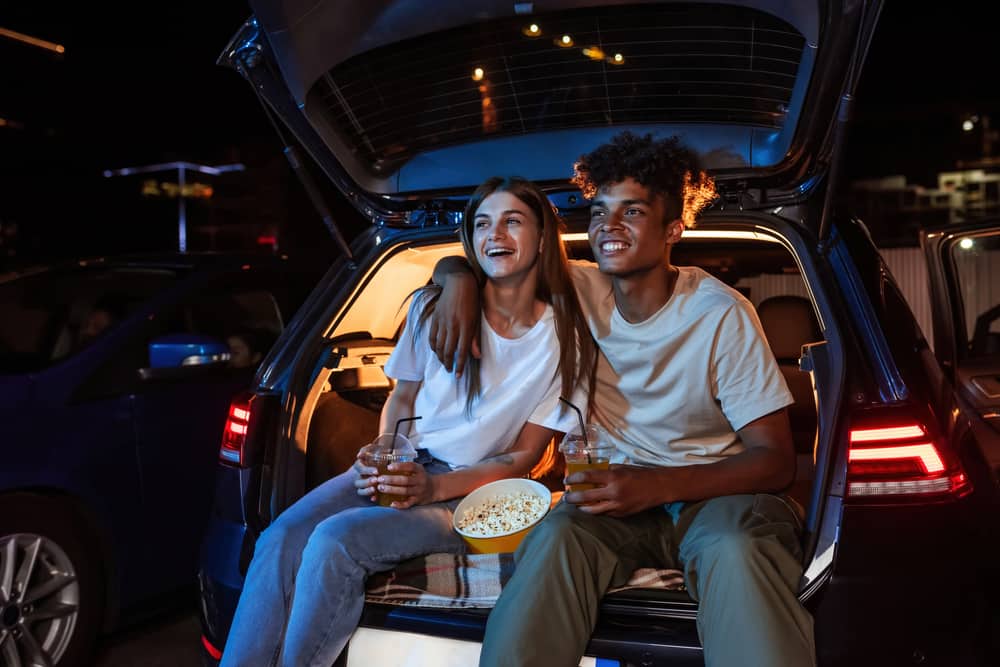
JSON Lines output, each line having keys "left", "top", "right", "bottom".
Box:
{"left": 383, "top": 294, "right": 586, "bottom": 468}
{"left": 570, "top": 261, "right": 794, "bottom": 468}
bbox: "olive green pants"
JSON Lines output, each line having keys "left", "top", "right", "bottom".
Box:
{"left": 479, "top": 495, "right": 815, "bottom": 667}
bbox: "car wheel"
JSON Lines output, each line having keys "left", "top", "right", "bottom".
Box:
{"left": 0, "top": 494, "right": 105, "bottom": 667}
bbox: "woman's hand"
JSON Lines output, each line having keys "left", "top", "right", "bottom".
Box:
{"left": 377, "top": 461, "right": 436, "bottom": 509}
{"left": 353, "top": 458, "right": 379, "bottom": 500}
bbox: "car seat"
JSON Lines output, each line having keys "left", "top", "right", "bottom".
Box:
{"left": 757, "top": 296, "right": 822, "bottom": 508}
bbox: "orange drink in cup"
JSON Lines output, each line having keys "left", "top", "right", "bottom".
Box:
{"left": 359, "top": 433, "right": 417, "bottom": 507}
{"left": 559, "top": 425, "right": 614, "bottom": 493}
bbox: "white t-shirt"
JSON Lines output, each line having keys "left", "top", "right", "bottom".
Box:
{"left": 570, "top": 261, "right": 794, "bottom": 467}
{"left": 383, "top": 294, "right": 586, "bottom": 468}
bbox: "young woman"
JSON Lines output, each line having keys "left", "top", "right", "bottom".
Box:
{"left": 221, "top": 176, "right": 596, "bottom": 667}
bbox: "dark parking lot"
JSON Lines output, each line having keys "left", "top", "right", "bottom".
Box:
{"left": 95, "top": 608, "right": 201, "bottom": 667}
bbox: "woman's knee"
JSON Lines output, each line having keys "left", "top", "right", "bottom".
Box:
{"left": 308, "top": 508, "right": 368, "bottom": 545}
{"left": 256, "top": 513, "right": 312, "bottom": 557}
{"left": 302, "top": 507, "right": 390, "bottom": 566}
{"left": 256, "top": 476, "right": 360, "bottom": 552}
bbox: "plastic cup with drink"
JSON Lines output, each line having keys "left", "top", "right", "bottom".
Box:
{"left": 557, "top": 397, "right": 614, "bottom": 494}
{"left": 359, "top": 416, "right": 421, "bottom": 507}
{"left": 559, "top": 424, "right": 614, "bottom": 493}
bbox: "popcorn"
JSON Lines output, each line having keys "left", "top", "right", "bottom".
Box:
{"left": 456, "top": 491, "right": 547, "bottom": 536}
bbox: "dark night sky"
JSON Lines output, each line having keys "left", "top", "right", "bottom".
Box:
{"left": 1, "top": 2, "right": 265, "bottom": 167}
{"left": 1, "top": 2, "right": 999, "bottom": 261}
{"left": 846, "top": 3, "right": 1000, "bottom": 184}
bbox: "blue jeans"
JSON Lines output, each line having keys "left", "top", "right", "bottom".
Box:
{"left": 221, "top": 460, "right": 464, "bottom": 667}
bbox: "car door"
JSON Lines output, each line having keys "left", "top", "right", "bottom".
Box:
{"left": 1, "top": 266, "right": 182, "bottom": 609}
{"left": 129, "top": 267, "right": 295, "bottom": 592}
{"left": 922, "top": 220, "right": 1000, "bottom": 482}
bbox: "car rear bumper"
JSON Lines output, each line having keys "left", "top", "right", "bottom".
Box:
{"left": 198, "top": 510, "right": 246, "bottom": 660}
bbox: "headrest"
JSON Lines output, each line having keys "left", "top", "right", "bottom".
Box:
{"left": 757, "top": 296, "right": 821, "bottom": 361}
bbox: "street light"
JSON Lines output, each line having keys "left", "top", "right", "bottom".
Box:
{"left": 960, "top": 114, "right": 997, "bottom": 158}
{"left": 103, "top": 161, "right": 245, "bottom": 252}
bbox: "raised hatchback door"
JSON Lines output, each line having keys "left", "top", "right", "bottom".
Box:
{"left": 227, "top": 0, "right": 881, "bottom": 229}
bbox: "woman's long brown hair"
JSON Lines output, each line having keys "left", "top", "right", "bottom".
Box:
{"left": 415, "top": 176, "right": 596, "bottom": 415}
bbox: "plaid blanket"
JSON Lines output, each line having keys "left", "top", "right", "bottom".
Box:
{"left": 365, "top": 553, "right": 686, "bottom": 608}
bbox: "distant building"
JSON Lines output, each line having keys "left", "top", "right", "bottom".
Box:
{"left": 850, "top": 169, "right": 1000, "bottom": 246}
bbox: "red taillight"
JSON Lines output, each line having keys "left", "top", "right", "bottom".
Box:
{"left": 201, "top": 634, "right": 223, "bottom": 660}
{"left": 221, "top": 392, "right": 254, "bottom": 465}
{"left": 847, "top": 420, "right": 972, "bottom": 499}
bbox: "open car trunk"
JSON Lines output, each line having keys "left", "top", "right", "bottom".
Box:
{"left": 281, "top": 214, "right": 846, "bottom": 662}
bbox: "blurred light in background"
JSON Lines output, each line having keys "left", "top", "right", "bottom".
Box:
{"left": 0, "top": 26, "right": 65, "bottom": 54}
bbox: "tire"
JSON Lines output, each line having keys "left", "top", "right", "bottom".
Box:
{"left": 0, "top": 493, "right": 106, "bottom": 667}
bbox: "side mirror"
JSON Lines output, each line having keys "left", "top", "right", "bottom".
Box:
{"left": 139, "top": 334, "right": 230, "bottom": 381}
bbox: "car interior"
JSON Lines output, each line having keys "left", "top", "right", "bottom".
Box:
{"left": 302, "top": 231, "right": 824, "bottom": 518}
{"left": 283, "top": 227, "right": 829, "bottom": 611}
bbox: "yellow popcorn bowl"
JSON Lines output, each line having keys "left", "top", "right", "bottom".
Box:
{"left": 453, "top": 478, "right": 552, "bottom": 554}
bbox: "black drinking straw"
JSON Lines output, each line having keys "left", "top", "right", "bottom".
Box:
{"left": 559, "top": 396, "right": 590, "bottom": 453}
{"left": 392, "top": 416, "right": 422, "bottom": 453}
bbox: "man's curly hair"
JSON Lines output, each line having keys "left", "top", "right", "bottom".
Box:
{"left": 571, "top": 132, "right": 717, "bottom": 228}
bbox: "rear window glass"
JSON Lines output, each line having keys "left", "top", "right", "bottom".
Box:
{"left": 319, "top": 3, "right": 805, "bottom": 174}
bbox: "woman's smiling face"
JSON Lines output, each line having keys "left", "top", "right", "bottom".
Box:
{"left": 472, "top": 191, "right": 543, "bottom": 282}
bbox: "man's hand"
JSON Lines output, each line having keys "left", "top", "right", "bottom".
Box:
{"left": 562, "top": 409, "right": 796, "bottom": 515}
{"left": 428, "top": 259, "right": 481, "bottom": 376}
{"left": 376, "top": 461, "right": 435, "bottom": 509}
{"left": 563, "top": 465, "right": 667, "bottom": 517}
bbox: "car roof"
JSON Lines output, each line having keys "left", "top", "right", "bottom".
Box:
{"left": 0, "top": 252, "right": 323, "bottom": 285}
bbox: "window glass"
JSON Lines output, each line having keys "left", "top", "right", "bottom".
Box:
{"left": 320, "top": 4, "right": 805, "bottom": 175}
{"left": 950, "top": 232, "right": 1000, "bottom": 359}
{"left": 0, "top": 267, "right": 177, "bottom": 373}
{"left": 170, "top": 270, "right": 298, "bottom": 371}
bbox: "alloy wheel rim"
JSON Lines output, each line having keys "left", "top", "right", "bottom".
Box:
{"left": 0, "top": 533, "right": 80, "bottom": 667}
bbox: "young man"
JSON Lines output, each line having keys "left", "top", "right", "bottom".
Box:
{"left": 430, "top": 132, "right": 815, "bottom": 667}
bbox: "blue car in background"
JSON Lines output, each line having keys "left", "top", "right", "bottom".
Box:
{"left": 0, "top": 253, "right": 323, "bottom": 666}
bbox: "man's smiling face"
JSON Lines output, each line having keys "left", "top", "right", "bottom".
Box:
{"left": 587, "top": 177, "right": 682, "bottom": 277}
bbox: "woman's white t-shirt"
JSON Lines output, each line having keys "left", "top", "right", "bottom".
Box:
{"left": 383, "top": 294, "right": 585, "bottom": 468}
{"left": 570, "top": 261, "right": 794, "bottom": 467}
